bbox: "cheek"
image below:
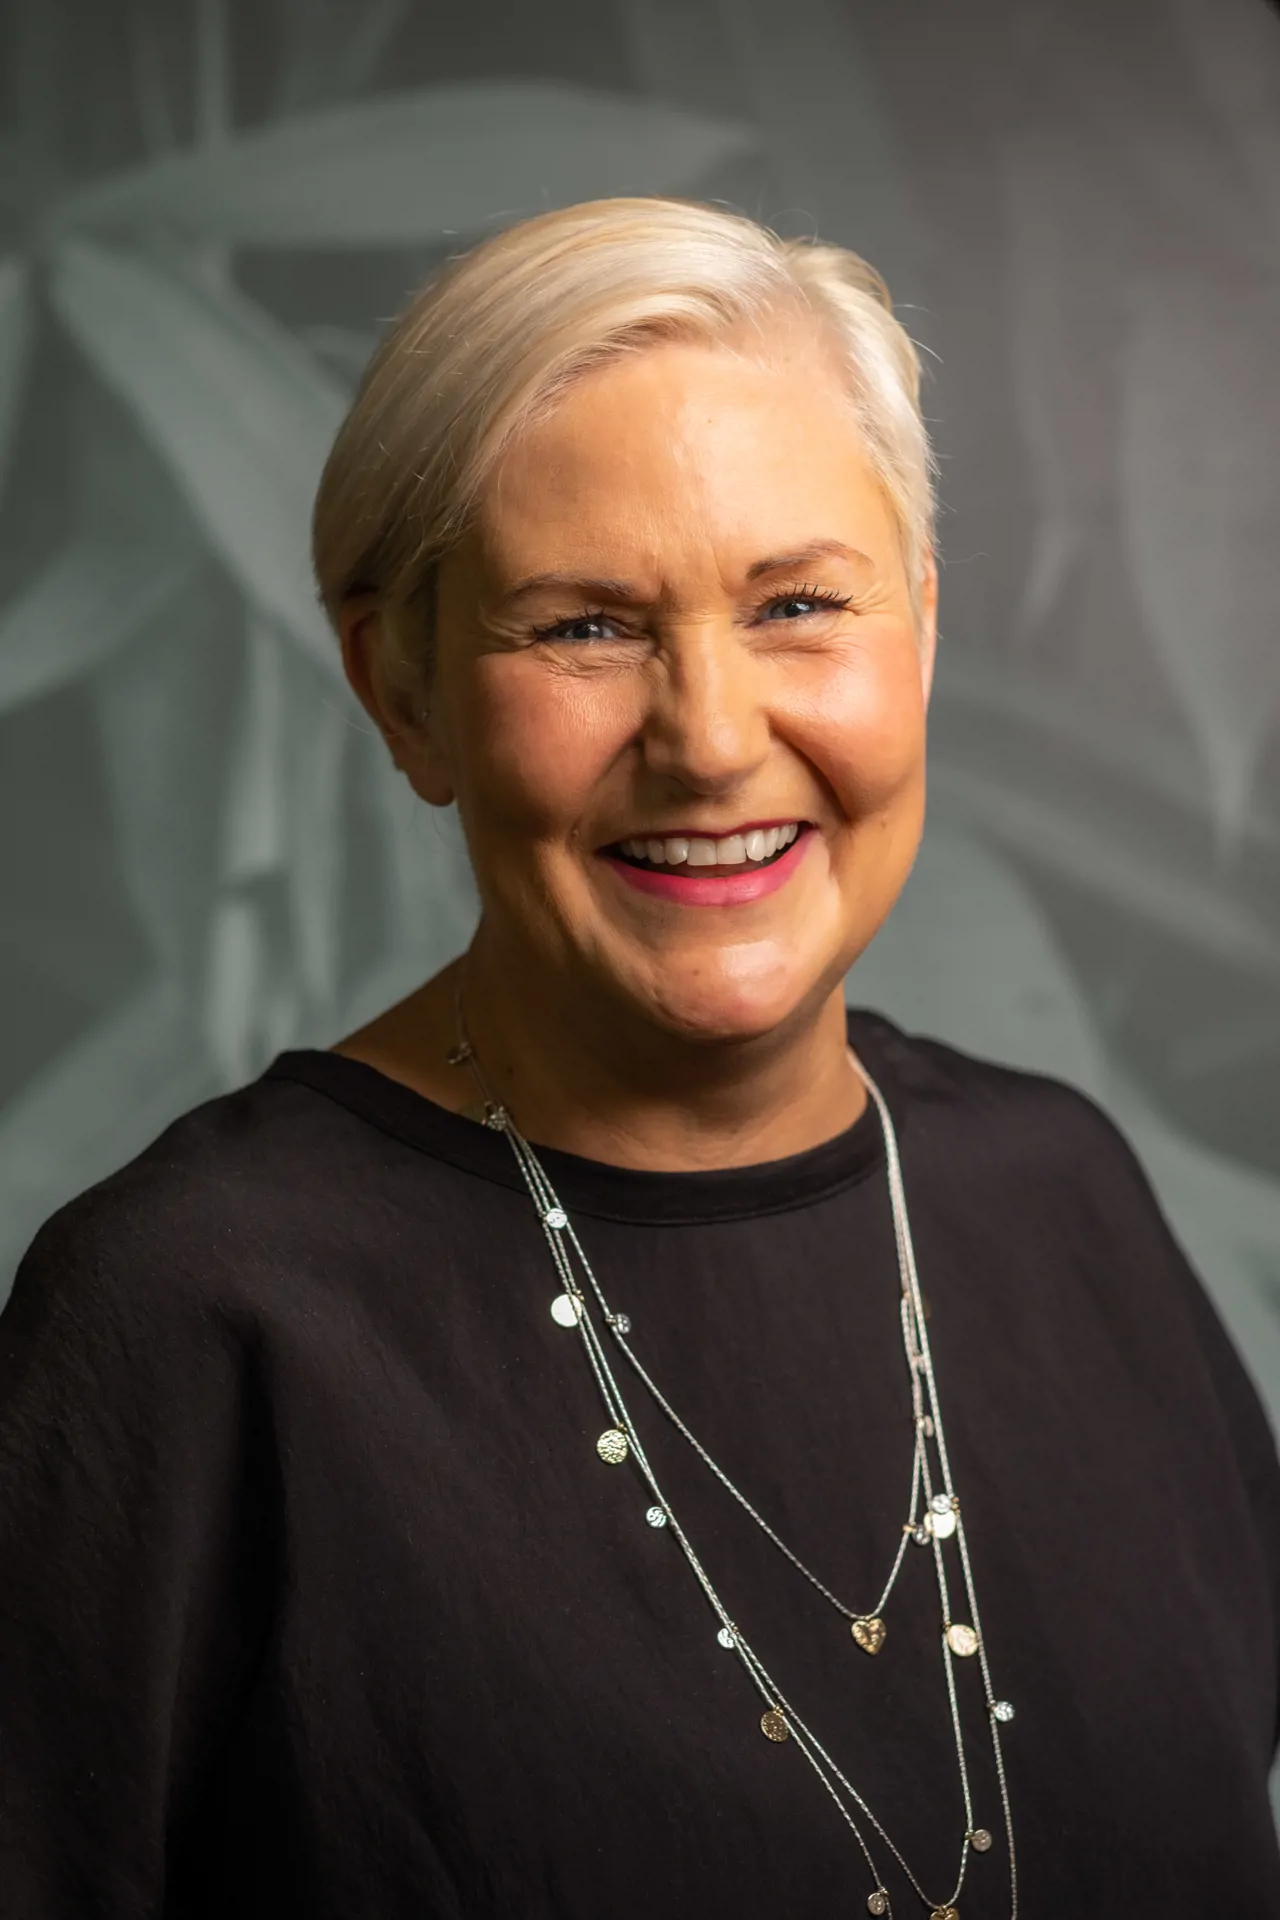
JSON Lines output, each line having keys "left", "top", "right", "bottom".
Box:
{"left": 450, "top": 658, "right": 637, "bottom": 837}
{"left": 790, "top": 632, "right": 927, "bottom": 818}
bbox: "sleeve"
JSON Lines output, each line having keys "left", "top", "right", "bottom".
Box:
{"left": 1164, "top": 1230, "right": 1280, "bottom": 1754}
{"left": 1085, "top": 1096, "right": 1280, "bottom": 1753}
{"left": 0, "top": 1182, "right": 279, "bottom": 1917}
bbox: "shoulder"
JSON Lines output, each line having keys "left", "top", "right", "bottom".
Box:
{"left": 3, "top": 1070, "right": 366, "bottom": 1350}
{"left": 848, "top": 1002, "right": 1142, "bottom": 1196}
{"left": 852, "top": 1003, "right": 1280, "bottom": 1489}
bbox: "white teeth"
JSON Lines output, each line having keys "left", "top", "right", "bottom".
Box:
{"left": 616, "top": 824, "right": 801, "bottom": 867}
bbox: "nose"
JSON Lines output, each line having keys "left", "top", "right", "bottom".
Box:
{"left": 639, "top": 623, "right": 772, "bottom": 798}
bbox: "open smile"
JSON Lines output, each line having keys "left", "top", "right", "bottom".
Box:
{"left": 597, "top": 821, "right": 815, "bottom": 905}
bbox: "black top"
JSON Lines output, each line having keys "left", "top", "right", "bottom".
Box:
{"left": 2, "top": 1006, "right": 1279, "bottom": 1919}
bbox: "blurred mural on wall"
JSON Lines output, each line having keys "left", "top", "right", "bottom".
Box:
{"left": 2, "top": 0, "right": 1280, "bottom": 1454}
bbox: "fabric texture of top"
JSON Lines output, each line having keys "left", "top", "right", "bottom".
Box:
{"left": 1, "top": 1005, "right": 1279, "bottom": 1918}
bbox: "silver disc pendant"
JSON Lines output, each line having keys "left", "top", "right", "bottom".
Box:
{"left": 550, "top": 1293, "right": 582, "bottom": 1327}
{"left": 969, "top": 1828, "right": 993, "bottom": 1852}
{"left": 645, "top": 1505, "right": 668, "bottom": 1528}
{"left": 928, "top": 1507, "right": 957, "bottom": 1541}
{"left": 717, "top": 1626, "right": 737, "bottom": 1649}
{"left": 867, "top": 1893, "right": 890, "bottom": 1916}
{"left": 596, "top": 1428, "right": 629, "bottom": 1464}
{"left": 945, "top": 1622, "right": 980, "bottom": 1658}
{"left": 991, "top": 1699, "right": 1015, "bottom": 1722}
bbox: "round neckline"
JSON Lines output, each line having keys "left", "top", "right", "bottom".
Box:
{"left": 262, "top": 1006, "right": 906, "bottom": 1227}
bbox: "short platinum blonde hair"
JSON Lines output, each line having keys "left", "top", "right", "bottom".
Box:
{"left": 312, "top": 196, "right": 937, "bottom": 662}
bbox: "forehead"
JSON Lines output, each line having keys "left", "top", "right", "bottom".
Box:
{"left": 471, "top": 328, "right": 895, "bottom": 582}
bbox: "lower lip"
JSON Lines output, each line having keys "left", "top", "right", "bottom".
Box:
{"left": 599, "top": 831, "right": 812, "bottom": 905}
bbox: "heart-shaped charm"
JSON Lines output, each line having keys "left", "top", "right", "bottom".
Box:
{"left": 851, "top": 1615, "right": 887, "bottom": 1655}
{"left": 930, "top": 1908, "right": 960, "bottom": 1920}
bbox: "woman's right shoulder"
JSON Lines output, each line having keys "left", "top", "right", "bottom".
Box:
{"left": 4, "top": 1069, "right": 384, "bottom": 1338}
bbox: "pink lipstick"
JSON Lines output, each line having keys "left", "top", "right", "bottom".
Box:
{"left": 599, "top": 827, "right": 813, "bottom": 906}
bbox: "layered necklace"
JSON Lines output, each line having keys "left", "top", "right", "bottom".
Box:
{"left": 450, "top": 1002, "right": 1017, "bottom": 1919}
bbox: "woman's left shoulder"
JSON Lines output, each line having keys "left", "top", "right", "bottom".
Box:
{"left": 847, "top": 1002, "right": 1144, "bottom": 1189}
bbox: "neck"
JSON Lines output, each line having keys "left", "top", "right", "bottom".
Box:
{"left": 340, "top": 925, "right": 867, "bottom": 1172}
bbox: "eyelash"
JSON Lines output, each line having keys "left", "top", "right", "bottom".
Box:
{"left": 531, "top": 582, "right": 854, "bottom": 642}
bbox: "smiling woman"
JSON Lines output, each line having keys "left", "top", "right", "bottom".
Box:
{"left": 2, "top": 198, "right": 1280, "bottom": 1920}
{"left": 317, "top": 207, "right": 937, "bottom": 1152}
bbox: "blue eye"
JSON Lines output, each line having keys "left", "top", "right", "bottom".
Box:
{"left": 532, "top": 611, "right": 620, "bottom": 643}
{"left": 760, "top": 585, "right": 852, "bottom": 621}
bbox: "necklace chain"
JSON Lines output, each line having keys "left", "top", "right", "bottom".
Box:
{"left": 453, "top": 1001, "right": 1017, "bottom": 1918}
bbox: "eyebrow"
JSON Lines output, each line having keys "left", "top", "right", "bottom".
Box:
{"left": 496, "top": 540, "right": 874, "bottom": 606}
{"left": 745, "top": 540, "right": 874, "bottom": 580}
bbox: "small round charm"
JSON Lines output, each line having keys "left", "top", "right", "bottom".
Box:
{"left": 717, "top": 1626, "right": 737, "bottom": 1649}
{"left": 867, "top": 1893, "right": 890, "bottom": 1916}
{"left": 645, "top": 1505, "right": 668, "bottom": 1528}
{"left": 969, "top": 1828, "right": 993, "bottom": 1853}
{"left": 851, "top": 1615, "right": 886, "bottom": 1656}
{"left": 991, "top": 1699, "right": 1015, "bottom": 1723}
{"left": 543, "top": 1206, "right": 568, "bottom": 1230}
{"left": 445, "top": 1041, "right": 473, "bottom": 1065}
{"left": 909, "top": 1523, "right": 931, "bottom": 1547}
{"left": 612, "top": 1313, "right": 632, "bottom": 1336}
{"left": 928, "top": 1507, "right": 957, "bottom": 1541}
{"left": 929, "top": 1492, "right": 954, "bottom": 1515}
{"left": 930, "top": 1908, "right": 960, "bottom": 1920}
{"left": 482, "top": 1101, "right": 509, "bottom": 1131}
{"left": 759, "top": 1707, "right": 789, "bottom": 1742}
{"left": 596, "top": 1428, "right": 629, "bottom": 1464}
{"left": 550, "top": 1293, "right": 582, "bottom": 1327}
{"left": 917, "top": 1414, "right": 935, "bottom": 1437}
{"left": 945, "top": 1622, "right": 980, "bottom": 1658}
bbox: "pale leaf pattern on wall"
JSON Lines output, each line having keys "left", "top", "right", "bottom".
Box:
{"left": 1003, "top": 128, "right": 1125, "bottom": 637}
{"left": 49, "top": 242, "right": 346, "bottom": 672}
{"left": 0, "top": 260, "right": 32, "bottom": 508}
{"left": 271, "top": 0, "right": 413, "bottom": 114}
{"left": 1119, "top": 275, "right": 1280, "bottom": 853}
{"left": 53, "top": 83, "right": 756, "bottom": 246}
{"left": 92, "top": 583, "right": 243, "bottom": 989}
{"left": 282, "top": 645, "right": 351, "bottom": 1021}
{"left": 0, "top": 536, "right": 201, "bottom": 714}
{"left": 1172, "top": 0, "right": 1280, "bottom": 246}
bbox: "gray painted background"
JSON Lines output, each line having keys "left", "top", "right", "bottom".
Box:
{"left": 3, "top": 0, "right": 1279, "bottom": 1461}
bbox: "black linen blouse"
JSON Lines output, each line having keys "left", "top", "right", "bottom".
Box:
{"left": 1, "top": 1007, "right": 1279, "bottom": 1918}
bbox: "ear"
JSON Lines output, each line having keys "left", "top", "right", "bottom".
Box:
{"left": 916, "top": 550, "right": 939, "bottom": 707}
{"left": 336, "top": 594, "right": 455, "bottom": 807}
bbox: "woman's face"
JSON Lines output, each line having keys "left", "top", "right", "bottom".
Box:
{"left": 385, "top": 322, "right": 935, "bottom": 1046}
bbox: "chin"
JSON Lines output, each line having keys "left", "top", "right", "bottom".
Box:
{"left": 634, "top": 962, "right": 826, "bottom": 1049}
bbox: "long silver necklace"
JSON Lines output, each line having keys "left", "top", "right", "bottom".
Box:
{"left": 450, "top": 1010, "right": 1018, "bottom": 1919}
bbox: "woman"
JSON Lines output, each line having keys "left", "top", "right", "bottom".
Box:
{"left": 1, "top": 196, "right": 1278, "bottom": 1920}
